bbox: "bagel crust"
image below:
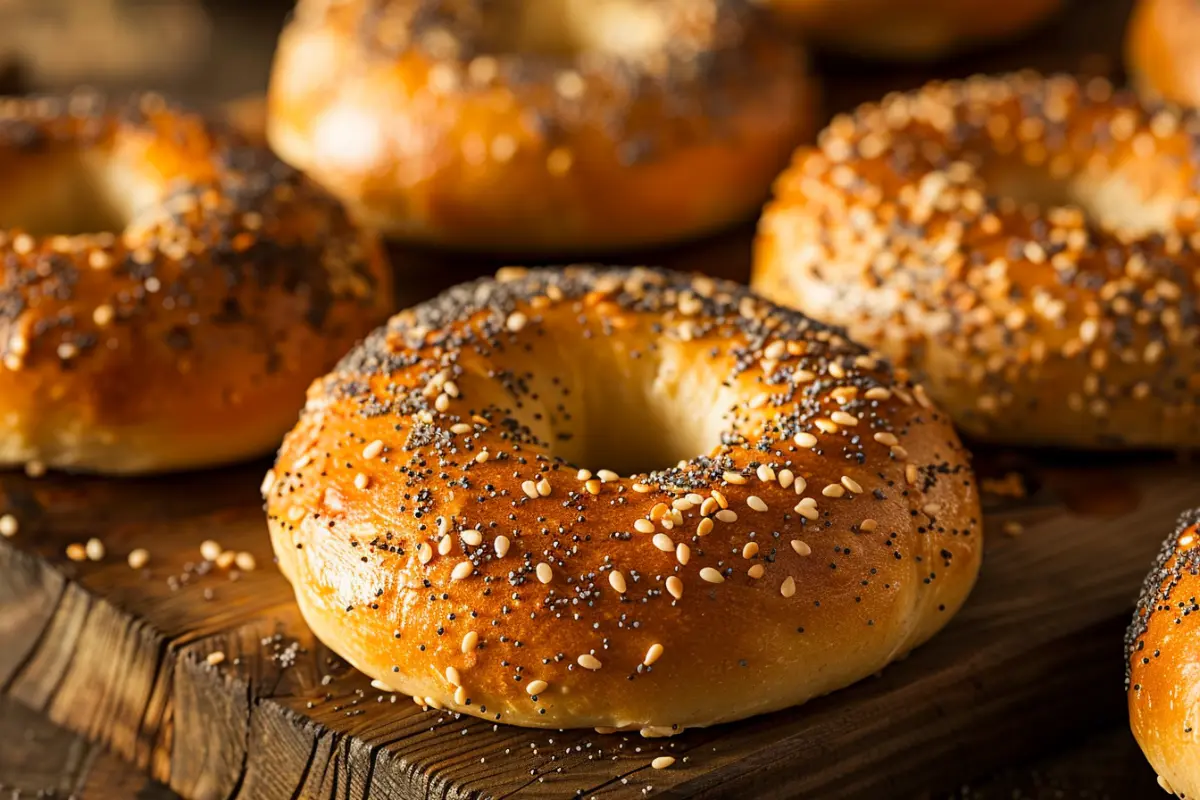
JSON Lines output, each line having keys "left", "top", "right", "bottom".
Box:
{"left": 1127, "top": 0, "right": 1200, "bottom": 108}
{"left": 266, "top": 0, "right": 813, "bottom": 252}
{"left": 755, "top": 72, "right": 1200, "bottom": 449}
{"left": 264, "top": 266, "right": 982, "bottom": 733}
{"left": 0, "top": 93, "right": 392, "bottom": 475}
{"left": 1128, "top": 509, "right": 1200, "bottom": 799}
{"left": 764, "top": 0, "right": 1062, "bottom": 60}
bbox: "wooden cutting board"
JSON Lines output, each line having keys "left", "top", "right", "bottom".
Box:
{"left": 0, "top": 427, "right": 1189, "bottom": 800}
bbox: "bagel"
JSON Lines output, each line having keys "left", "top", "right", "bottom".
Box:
{"left": 263, "top": 266, "right": 983, "bottom": 733}
{"left": 764, "top": 0, "right": 1063, "bottom": 60}
{"left": 0, "top": 92, "right": 391, "bottom": 475}
{"left": 1127, "top": 0, "right": 1200, "bottom": 108}
{"left": 754, "top": 72, "right": 1200, "bottom": 449}
{"left": 266, "top": 0, "right": 813, "bottom": 252}
{"left": 1128, "top": 508, "right": 1200, "bottom": 799}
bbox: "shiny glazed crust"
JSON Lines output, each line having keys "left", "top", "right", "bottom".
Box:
{"left": 264, "top": 266, "right": 982, "bottom": 732}
{"left": 754, "top": 72, "right": 1200, "bottom": 449}
{"left": 766, "top": 0, "right": 1063, "bottom": 59}
{"left": 1128, "top": 509, "right": 1200, "bottom": 799}
{"left": 0, "top": 93, "right": 392, "bottom": 475}
{"left": 1127, "top": 0, "right": 1200, "bottom": 108}
{"left": 266, "top": 0, "right": 813, "bottom": 251}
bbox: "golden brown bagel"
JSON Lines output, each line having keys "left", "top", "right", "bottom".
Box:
{"left": 1127, "top": 0, "right": 1200, "bottom": 108}
{"left": 754, "top": 72, "right": 1200, "bottom": 449}
{"left": 264, "top": 266, "right": 983, "bottom": 732}
{"left": 1128, "top": 509, "right": 1200, "bottom": 799}
{"left": 266, "top": 0, "right": 813, "bottom": 252}
{"left": 0, "top": 92, "right": 391, "bottom": 475}
{"left": 764, "top": 0, "right": 1063, "bottom": 60}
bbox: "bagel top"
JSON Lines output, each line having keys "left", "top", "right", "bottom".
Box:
{"left": 267, "top": 0, "right": 810, "bottom": 250}
{"left": 755, "top": 72, "right": 1200, "bottom": 449}
{"left": 264, "top": 266, "right": 982, "bottom": 733}
{"left": 0, "top": 92, "right": 390, "bottom": 474}
{"left": 1128, "top": 508, "right": 1200, "bottom": 799}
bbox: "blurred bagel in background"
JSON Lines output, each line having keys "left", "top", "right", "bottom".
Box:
{"left": 267, "top": 0, "right": 815, "bottom": 253}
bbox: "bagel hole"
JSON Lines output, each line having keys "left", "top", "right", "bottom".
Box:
{"left": 508, "top": 335, "right": 730, "bottom": 479}
{"left": 982, "top": 162, "right": 1177, "bottom": 237}
{"left": 0, "top": 149, "right": 149, "bottom": 236}
{"left": 480, "top": 0, "right": 667, "bottom": 61}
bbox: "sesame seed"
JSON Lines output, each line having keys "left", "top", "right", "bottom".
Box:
{"left": 609, "top": 571, "right": 628, "bottom": 593}
{"left": 711, "top": 490, "right": 728, "bottom": 509}
{"left": 666, "top": 576, "right": 684, "bottom": 599}
{"left": 634, "top": 518, "right": 656, "bottom": 534}
{"left": 793, "top": 477, "right": 808, "bottom": 494}
{"left": 598, "top": 469, "right": 619, "bottom": 483}
{"left": 756, "top": 465, "right": 776, "bottom": 482}
{"left": 127, "top": 549, "right": 150, "bottom": 569}
{"left": 354, "top": 473, "right": 370, "bottom": 490}
{"left": 216, "top": 551, "right": 237, "bottom": 570}
{"left": 578, "top": 654, "right": 602, "bottom": 670}
{"left": 791, "top": 540, "right": 812, "bottom": 556}
{"left": 506, "top": 312, "right": 528, "bottom": 332}
{"left": 814, "top": 419, "right": 839, "bottom": 434}
{"left": 778, "top": 469, "right": 795, "bottom": 489}
{"left": 860, "top": 519, "right": 878, "bottom": 532}
{"left": 644, "top": 643, "right": 664, "bottom": 665}
{"left": 494, "top": 536, "right": 510, "bottom": 558}
{"left": 418, "top": 542, "right": 433, "bottom": 564}
{"left": 445, "top": 666, "right": 462, "bottom": 686}
{"left": 873, "top": 432, "right": 899, "bottom": 447}
{"left": 86, "top": 538, "right": 106, "bottom": 561}
{"left": 206, "top": 652, "right": 226, "bottom": 667}
{"left": 462, "top": 631, "right": 480, "bottom": 653}
{"left": 536, "top": 478, "right": 552, "bottom": 497}
{"left": 747, "top": 564, "right": 765, "bottom": 579}
{"left": 454, "top": 686, "right": 468, "bottom": 705}
{"left": 822, "top": 484, "right": 846, "bottom": 498}
{"left": 676, "top": 543, "right": 690, "bottom": 565}
{"left": 723, "top": 471, "right": 747, "bottom": 485}
{"left": 576, "top": 469, "right": 592, "bottom": 481}
{"left": 841, "top": 476, "right": 863, "bottom": 494}
{"left": 536, "top": 562, "right": 553, "bottom": 583}
{"left": 235, "top": 552, "right": 256, "bottom": 571}
{"left": 700, "top": 567, "right": 724, "bottom": 584}
{"left": 671, "top": 498, "right": 693, "bottom": 511}
{"left": 260, "top": 470, "right": 277, "bottom": 496}
{"left": 923, "top": 503, "right": 942, "bottom": 516}
{"left": 362, "top": 440, "right": 384, "bottom": 459}
{"left": 521, "top": 480, "right": 539, "bottom": 499}
{"left": 906, "top": 465, "right": 920, "bottom": 485}
{"left": 200, "top": 540, "right": 222, "bottom": 562}
{"left": 781, "top": 576, "right": 797, "bottom": 598}
{"left": 0, "top": 514, "right": 17, "bottom": 537}
{"left": 438, "top": 534, "right": 453, "bottom": 555}
{"left": 652, "top": 757, "right": 676, "bottom": 770}
{"left": 742, "top": 542, "right": 759, "bottom": 559}
{"left": 794, "top": 432, "right": 818, "bottom": 448}
{"left": 652, "top": 533, "right": 674, "bottom": 552}
{"left": 716, "top": 509, "right": 738, "bottom": 523}
{"left": 747, "top": 496, "right": 768, "bottom": 512}
{"left": 696, "top": 518, "right": 714, "bottom": 537}
{"left": 372, "top": 679, "right": 395, "bottom": 693}
{"left": 475, "top": 451, "right": 490, "bottom": 463}
{"left": 700, "top": 497, "right": 719, "bottom": 516}
{"left": 451, "top": 561, "right": 474, "bottom": 581}
{"left": 462, "top": 530, "right": 482, "bottom": 546}
{"left": 66, "top": 543, "right": 87, "bottom": 562}
{"left": 585, "top": 479, "right": 602, "bottom": 495}
{"left": 830, "top": 411, "right": 859, "bottom": 427}
{"left": 450, "top": 423, "right": 472, "bottom": 435}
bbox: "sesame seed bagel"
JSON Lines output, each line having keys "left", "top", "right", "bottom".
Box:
{"left": 1127, "top": 509, "right": 1200, "bottom": 799}
{"left": 764, "top": 0, "right": 1063, "bottom": 60}
{"left": 266, "top": 0, "right": 813, "bottom": 252}
{"left": 0, "top": 92, "right": 391, "bottom": 475}
{"left": 1127, "top": 0, "right": 1200, "bottom": 108}
{"left": 264, "top": 266, "right": 982, "bottom": 732}
{"left": 754, "top": 72, "right": 1200, "bottom": 449}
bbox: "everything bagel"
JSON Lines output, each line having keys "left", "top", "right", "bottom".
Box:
{"left": 0, "top": 92, "right": 391, "bottom": 475}
{"left": 267, "top": 0, "right": 813, "bottom": 252}
{"left": 264, "top": 266, "right": 982, "bottom": 732}
{"left": 755, "top": 72, "right": 1200, "bottom": 449}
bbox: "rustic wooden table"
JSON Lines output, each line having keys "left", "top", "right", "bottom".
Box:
{"left": 0, "top": 0, "right": 1174, "bottom": 797}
